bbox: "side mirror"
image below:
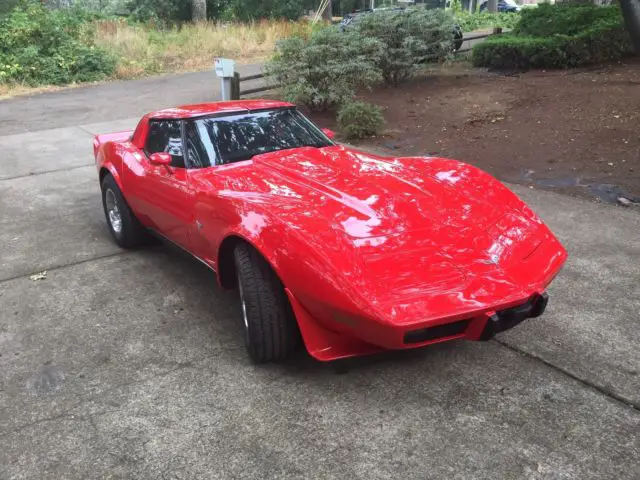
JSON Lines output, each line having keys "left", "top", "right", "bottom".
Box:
{"left": 322, "top": 128, "right": 336, "bottom": 140}
{"left": 149, "top": 152, "right": 172, "bottom": 166}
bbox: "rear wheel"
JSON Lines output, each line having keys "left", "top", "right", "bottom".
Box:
{"left": 101, "top": 174, "right": 147, "bottom": 248}
{"left": 234, "top": 243, "right": 299, "bottom": 363}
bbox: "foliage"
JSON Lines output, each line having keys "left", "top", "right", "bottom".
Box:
{"left": 266, "top": 27, "right": 383, "bottom": 111}
{"left": 472, "top": 5, "right": 633, "bottom": 70}
{"left": 126, "top": 0, "right": 190, "bottom": 23}
{"left": 0, "top": 0, "right": 20, "bottom": 17}
{"left": 73, "top": 0, "right": 129, "bottom": 14}
{"left": 0, "top": 1, "right": 116, "bottom": 85}
{"left": 222, "top": 0, "right": 305, "bottom": 21}
{"left": 356, "top": 8, "right": 455, "bottom": 85}
{"left": 515, "top": 3, "right": 623, "bottom": 37}
{"left": 337, "top": 101, "right": 384, "bottom": 139}
{"left": 449, "top": 0, "right": 462, "bottom": 15}
{"left": 453, "top": 11, "right": 521, "bottom": 33}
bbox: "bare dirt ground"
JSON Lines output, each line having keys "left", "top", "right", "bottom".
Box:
{"left": 310, "top": 59, "right": 640, "bottom": 204}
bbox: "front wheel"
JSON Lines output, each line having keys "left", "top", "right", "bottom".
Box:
{"left": 234, "top": 243, "right": 299, "bottom": 363}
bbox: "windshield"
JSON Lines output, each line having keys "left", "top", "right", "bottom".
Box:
{"left": 188, "top": 108, "right": 333, "bottom": 165}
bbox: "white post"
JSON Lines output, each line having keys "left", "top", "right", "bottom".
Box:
{"left": 221, "top": 78, "right": 233, "bottom": 101}
{"left": 214, "top": 58, "right": 235, "bottom": 102}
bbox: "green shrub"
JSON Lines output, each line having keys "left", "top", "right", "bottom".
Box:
{"left": 337, "top": 101, "right": 384, "bottom": 140}
{"left": 222, "top": 0, "right": 305, "bottom": 22}
{"left": 0, "top": 1, "right": 116, "bottom": 85}
{"left": 0, "top": 0, "right": 19, "bottom": 17}
{"left": 515, "top": 3, "right": 622, "bottom": 37}
{"left": 356, "top": 8, "right": 455, "bottom": 85}
{"left": 127, "top": 0, "right": 191, "bottom": 23}
{"left": 266, "top": 27, "right": 383, "bottom": 111}
{"left": 454, "top": 11, "right": 521, "bottom": 33}
{"left": 472, "top": 5, "right": 633, "bottom": 70}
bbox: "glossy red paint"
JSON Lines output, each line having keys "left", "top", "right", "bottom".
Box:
{"left": 95, "top": 102, "right": 568, "bottom": 362}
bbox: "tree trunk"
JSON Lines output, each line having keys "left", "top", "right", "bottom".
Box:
{"left": 620, "top": 0, "right": 640, "bottom": 53}
{"left": 322, "top": 0, "right": 333, "bottom": 21}
{"left": 192, "top": 0, "right": 207, "bottom": 22}
{"left": 487, "top": 0, "right": 498, "bottom": 13}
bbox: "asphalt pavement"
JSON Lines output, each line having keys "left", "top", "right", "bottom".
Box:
{"left": 0, "top": 69, "right": 638, "bottom": 479}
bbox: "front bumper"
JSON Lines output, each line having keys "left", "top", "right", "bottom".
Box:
{"left": 287, "top": 289, "right": 550, "bottom": 362}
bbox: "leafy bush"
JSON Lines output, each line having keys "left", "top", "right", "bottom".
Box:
{"left": 222, "top": 0, "right": 305, "bottom": 21}
{"left": 266, "top": 28, "right": 383, "bottom": 111}
{"left": 337, "top": 101, "right": 384, "bottom": 139}
{"left": 127, "top": 0, "right": 191, "bottom": 23}
{"left": 472, "top": 5, "right": 633, "bottom": 70}
{"left": 515, "top": 3, "right": 622, "bottom": 37}
{"left": 0, "top": 1, "right": 116, "bottom": 85}
{"left": 454, "top": 11, "right": 520, "bottom": 33}
{"left": 0, "top": 0, "right": 19, "bottom": 17}
{"left": 356, "top": 8, "right": 455, "bottom": 85}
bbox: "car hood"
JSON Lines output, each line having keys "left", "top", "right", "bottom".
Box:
{"left": 252, "top": 145, "right": 506, "bottom": 240}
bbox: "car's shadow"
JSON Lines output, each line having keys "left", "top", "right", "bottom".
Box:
{"left": 139, "top": 239, "right": 473, "bottom": 378}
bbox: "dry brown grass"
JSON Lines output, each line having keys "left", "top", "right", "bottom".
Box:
{"left": 94, "top": 19, "right": 312, "bottom": 79}
{"left": 0, "top": 82, "right": 73, "bottom": 100}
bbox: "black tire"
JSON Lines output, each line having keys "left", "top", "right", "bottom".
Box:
{"left": 234, "top": 243, "right": 299, "bottom": 363}
{"left": 101, "top": 174, "right": 147, "bottom": 248}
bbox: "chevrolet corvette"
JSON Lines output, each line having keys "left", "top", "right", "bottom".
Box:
{"left": 94, "top": 100, "right": 567, "bottom": 363}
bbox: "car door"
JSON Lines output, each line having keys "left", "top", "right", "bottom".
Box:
{"left": 182, "top": 118, "right": 222, "bottom": 263}
{"left": 134, "top": 119, "right": 193, "bottom": 249}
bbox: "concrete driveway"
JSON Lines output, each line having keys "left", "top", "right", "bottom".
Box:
{"left": 0, "top": 70, "right": 639, "bottom": 479}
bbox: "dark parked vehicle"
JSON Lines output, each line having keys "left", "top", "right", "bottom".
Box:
{"left": 479, "top": 0, "right": 521, "bottom": 13}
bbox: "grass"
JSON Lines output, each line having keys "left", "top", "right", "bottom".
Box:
{"left": 94, "top": 19, "right": 313, "bottom": 79}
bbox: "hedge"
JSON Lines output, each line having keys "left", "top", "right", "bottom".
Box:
{"left": 514, "top": 3, "right": 624, "bottom": 37}
{"left": 0, "top": 1, "right": 116, "bottom": 86}
{"left": 472, "top": 5, "right": 633, "bottom": 70}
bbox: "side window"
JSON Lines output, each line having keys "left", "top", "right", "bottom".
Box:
{"left": 145, "top": 120, "right": 185, "bottom": 168}
{"left": 185, "top": 120, "right": 216, "bottom": 168}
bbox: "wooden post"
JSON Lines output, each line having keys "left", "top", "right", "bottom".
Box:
{"left": 492, "top": 27, "right": 503, "bottom": 35}
{"left": 231, "top": 72, "right": 240, "bottom": 100}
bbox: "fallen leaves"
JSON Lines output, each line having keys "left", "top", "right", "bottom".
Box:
{"left": 29, "top": 271, "right": 47, "bottom": 281}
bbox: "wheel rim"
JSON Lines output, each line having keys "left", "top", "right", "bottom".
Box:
{"left": 105, "top": 189, "right": 123, "bottom": 234}
{"left": 238, "top": 277, "right": 249, "bottom": 333}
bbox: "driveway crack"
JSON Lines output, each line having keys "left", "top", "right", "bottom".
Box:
{"left": 494, "top": 338, "right": 640, "bottom": 412}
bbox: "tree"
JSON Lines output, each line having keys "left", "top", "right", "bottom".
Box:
{"left": 192, "top": 0, "right": 206, "bottom": 20}
{"left": 620, "top": 0, "right": 640, "bottom": 52}
{"left": 487, "top": 0, "right": 497, "bottom": 13}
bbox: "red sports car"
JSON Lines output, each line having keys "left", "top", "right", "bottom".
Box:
{"left": 94, "top": 100, "right": 567, "bottom": 363}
